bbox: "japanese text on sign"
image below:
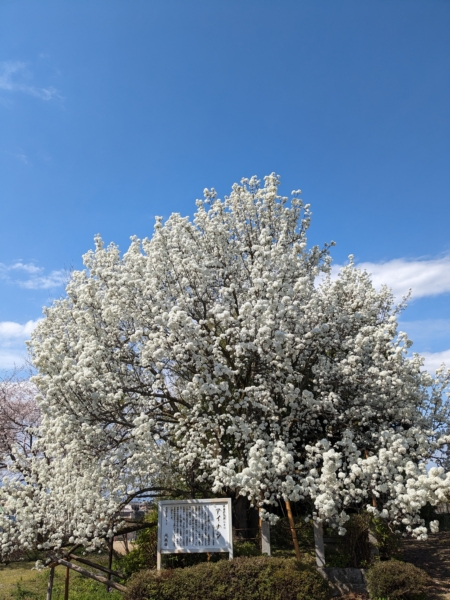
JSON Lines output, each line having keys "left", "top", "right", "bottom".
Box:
{"left": 158, "top": 499, "right": 232, "bottom": 553}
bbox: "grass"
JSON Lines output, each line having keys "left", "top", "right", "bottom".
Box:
{"left": 0, "top": 561, "right": 122, "bottom": 600}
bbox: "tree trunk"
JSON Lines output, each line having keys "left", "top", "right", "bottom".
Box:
{"left": 233, "top": 495, "right": 259, "bottom": 540}
{"left": 285, "top": 500, "right": 302, "bottom": 562}
{"left": 233, "top": 495, "right": 250, "bottom": 540}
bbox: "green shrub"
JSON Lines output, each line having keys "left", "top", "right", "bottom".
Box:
{"left": 371, "top": 518, "right": 402, "bottom": 561}
{"left": 116, "top": 511, "right": 159, "bottom": 576}
{"left": 324, "top": 514, "right": 402, "bottom": 567}
{"left": 366, "top": 560, "right": 429, "bottom": 599}
{"left": 117, "top": 526, "right": 158, "bottom": 576}
{"left": 323, "top": 513, "right": 371, "bottom": 568}
{"left": 118, "top": 524, "right": 261, "bottom": 574}
{"left": 233, "top": 540, "right": 260, "bottom": 557}
{"left": 124, "top": 556, "right": 331, "bottom": 600}
{"left": 270, "top": 517, "right": 314, "bottom": 552}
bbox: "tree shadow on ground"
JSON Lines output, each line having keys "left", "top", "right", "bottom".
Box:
{"left": 399, "top": 531, "right": 450, "bottom": 599}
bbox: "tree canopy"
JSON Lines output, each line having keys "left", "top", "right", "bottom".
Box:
{"left": 1, "top": 174, "right": 450, "bottom": 557}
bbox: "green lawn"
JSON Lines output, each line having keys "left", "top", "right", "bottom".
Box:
{"left": 0, "top": 561, "right": 122, "bottom": 600}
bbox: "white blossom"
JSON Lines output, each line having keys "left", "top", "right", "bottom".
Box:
{"left": 1, "top": 174, "right": 450, "bottom": 555}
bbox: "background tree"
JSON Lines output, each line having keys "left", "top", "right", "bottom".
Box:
{"left": 0, "top": 369, "right": 39, "bottom": 474}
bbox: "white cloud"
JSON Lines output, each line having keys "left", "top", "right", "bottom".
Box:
{"left": 332, "top": 256, "right": 450, "bottom": 300}
{"left": 0, "top": 320, "right": 38, "bottom": 339}
{"left": 19, "top": 271, "right": 67, "bottom": 290}
{"left": 420, "top": 350, "right": 450, "bottom": 374}
{"left": 390, "top": 320, "right": 450, "bottom": 373}
{"left": 0, "top": 320, "right": 39, "bottom": 370}
{"left": 9, "top": 262, "right": 43, "bottom": 275}
{"left": 0, "top": 261, "right": 66, "bottom": 289}
{"left": 0, "top": 60, "right": 61, "bottom": 101}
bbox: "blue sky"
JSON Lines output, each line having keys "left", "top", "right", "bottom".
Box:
{"left": 0, "top": 0, "right": 449, "bottom": 371}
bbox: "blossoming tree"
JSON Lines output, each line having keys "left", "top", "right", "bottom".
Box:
{"left": 1, "top": 174, "right": 450, "bottom": 557}
{"left": 0, "top": 371, "right": 39, "bottom": 474}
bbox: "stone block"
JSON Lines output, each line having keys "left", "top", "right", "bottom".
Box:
{"left": 318, "top": 567, "right": 367, "bottom": 597}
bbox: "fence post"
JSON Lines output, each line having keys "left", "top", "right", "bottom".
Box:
{"left": 64, "top": 564, "right": 70, "bottom": 600}
{"left": 107, "top": 538, "right": 114, "bottom": 592}
{"left": 46, "top": 566, "right": 55, "bottom": 600}
{"left": 313, "top": 520, "right": 325, "bottom": 568}
{"left": 261, "top": 520, "right": 271, "bottom": 556}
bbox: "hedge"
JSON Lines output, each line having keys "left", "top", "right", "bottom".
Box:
{"left": 366, "top": 560, "right": 429, "bottom": 599}
{"left": 124, "top": 556, "right": 331, "bottom": 600}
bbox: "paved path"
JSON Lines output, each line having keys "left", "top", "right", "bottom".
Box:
{"left": 402, "top": 531, "right": 450, "bottom": 599}
{"left": 340, "top": 531, "right": 450, "bottom": 599}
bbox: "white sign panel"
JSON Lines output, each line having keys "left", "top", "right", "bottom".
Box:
{"left": 157, "top": 498, "right": 233, "bottom": 568}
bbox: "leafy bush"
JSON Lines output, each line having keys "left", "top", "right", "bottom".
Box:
{"left": 270, "top": 517, "right": 314, "bottom": 552}
{"left": 366, "top": 560, "right": 429, "bottom": 599}
{"left": 118, "top": 530, "right": 231, "bottom": 572}
{"left": 371, "top": 518, "right": 402, "bottom": 561}
{"left": 342, "top": 513, "right": 372, "bottom": 567}
{"left": 324, "top": 514, "right": 402, "bottom": 567}
{"left": 116, "top": 509, "right": 160, "bottom": 575}
{"left": 323, "top": 513, "right": 371, "bottom": 568}
{"left": 233, "top": 540, "right": 260, "bottom": 557}
{"left": 124, "top": 556, "right": 330, "bottom": 600}
{"left": 117, "top": 525, "right": 158, "bottom": 575}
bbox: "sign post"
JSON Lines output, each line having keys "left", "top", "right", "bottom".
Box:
{"left": 157, "top": 498, "right": 233, "bottom": 570}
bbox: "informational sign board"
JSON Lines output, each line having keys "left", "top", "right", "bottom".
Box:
{"left": 157, "top": 498, "right": 233, "bottom": 569}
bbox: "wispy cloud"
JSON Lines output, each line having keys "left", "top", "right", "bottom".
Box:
{"left": 0, "top": 261, "right": 67, "bottom": 289}
{"left": 332, "top": 256, "right": 450, "bottom": 301}
{"left": 397, "top": 319, "right": 450, "bottom": 373}
{"left": 420, "top": 350, "right": 450, "bottom": 374}
{"left": 0, "top": 60, "right": 61, "bottom": 101}
{"left": 358, "top": 257, "right": 450, "bottom": 300}
{"left": 0, "top": 319, "right": 39, "bottom": 370}
{"left": 2, "top": 150, "right": 29, "bottom": 164}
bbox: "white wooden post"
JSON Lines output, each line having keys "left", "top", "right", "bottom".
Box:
{"left": 313, "top": 520, "right": 325, "bottom": 568}
{"left": 157, "top": 501, "right": 162, "bottom": 570}
{"left": 261, "top": 521, "right": 271, "bottom": 556}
